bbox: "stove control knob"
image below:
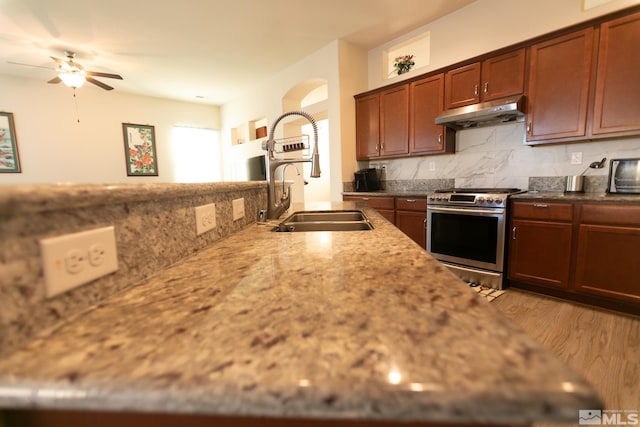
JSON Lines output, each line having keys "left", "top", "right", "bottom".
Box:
{"left": 485, "top": 197, "right": 493, "bottom": 203}
{"left": 495, "top": 198, "right": 503, "bottom": 204}
{"left": 477, "top": 197, "right": 485, "bottom": 203}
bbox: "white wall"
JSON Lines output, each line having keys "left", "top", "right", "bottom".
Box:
{"left": 366, "top": 0, "right": 640, "bottom": 187}
{"left": 221, "top": 40, "right": 368, "bottom": 202}
{"left": 0, "top": 74, "right": 220, "bottom": 184}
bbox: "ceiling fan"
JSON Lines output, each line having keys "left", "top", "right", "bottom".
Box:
{"left": 10, "top": 51, "right": 123, "bottom": 90}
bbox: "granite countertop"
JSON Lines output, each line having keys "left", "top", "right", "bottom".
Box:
{"left": 344, "top": 189, "right": 640, "bottom": 204}
{"left": 0, "top": 202, "right": 602, "bottom": 424}
{"left": 343, "top": 190, "right": 432, "bottom": 198}
{"left": 511, "top": 191, "right": 640, "bottom": 203}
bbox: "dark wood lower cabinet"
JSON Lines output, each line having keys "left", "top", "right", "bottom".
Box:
{"left": 508, "top": 219, "right": 572, "bottom": 289}
{"left": 343, "top": 195, "right": 395, "bottom": 223}
{"left": 343, "top": 195, "right": 427, "bottom": 249}
{"left": 395, "top": 210, "right": 426, "bottom": 249}
{"left": 508, "top": 201, "right": 640, "bottom": 315}
{"left": 395, "top": 197, "right": 427, "bottom": 249}
{"left": 574, "top": 222, "right": 640, "bottom": 305}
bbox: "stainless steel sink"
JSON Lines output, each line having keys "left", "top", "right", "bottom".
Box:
{"left": 273, "top": 210, "right": 374, "bottom": 232}
{"left": 282, "top": 210, "right": 368, "bottom": 223}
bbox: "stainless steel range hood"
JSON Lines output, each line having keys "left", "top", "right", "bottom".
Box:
{"left": 435, "top": 95, "right": 525, "bottom": 130}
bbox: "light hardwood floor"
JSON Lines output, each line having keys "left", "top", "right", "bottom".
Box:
{"left": 492, "top": 289, "right": 640, "bottom": 426}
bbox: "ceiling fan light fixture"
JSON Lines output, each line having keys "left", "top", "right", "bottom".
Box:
{"left": 59, "top": 70, "right": 86, "bottom": 88}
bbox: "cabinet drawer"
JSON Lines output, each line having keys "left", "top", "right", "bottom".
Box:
{"left": 343, "top": 195, "right": 395, "bottom": 210}
{"left": 395, "top": 197, "right": 427, "bottom": 211}
{"left": 581, "top": 204, "right": 640, "bottom": 226}
{"left": 511, "top": 201, "right": 573, "bottom": 221}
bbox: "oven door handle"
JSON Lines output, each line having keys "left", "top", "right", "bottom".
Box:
{"left": 427, "top": 206, "right": 505, "bottom": 215}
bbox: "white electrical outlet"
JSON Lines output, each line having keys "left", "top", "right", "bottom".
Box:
{"left": 571, "top": 152, "right": 583, "bottom": 164}
{"left": 232, "top": 198, "right": 245, "bottom": 221}
{"left": 40, "top": 226, "right": 119, "bottom": 298}
{"left": 195, "top": 203, "right": 217, "bottom": 235}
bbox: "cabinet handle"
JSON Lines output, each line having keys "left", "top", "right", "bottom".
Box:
{"left": 362, "top": 197, "right": 370, "bottom": 201}
{"left": 438, "top": 134, "right": 442, "bottom": 144}
{"left": 406, "top": 199, "right": 417, "bottom": 203}
{"left": 512, "top": 226, "right": 517, "bottom": 240}
{"left": 375, "top": 143, "right": 380, "bottom": 153}
{"left": 474, "top": 84, "right": 479, "bottom": 96}
{"left": 483, "top": 82, "right": 488, "bottom": 94}
{"left": 423, "top": 218, "right": 427, "bottom": 229}
{"left": 527, "top": 123, "right": 532, "bottom": 134}
{"left": 381, "top": 143, "right": 384, "bottom": 152}
{"left": 533, "top": 203, "right": 548, "bottom": 208}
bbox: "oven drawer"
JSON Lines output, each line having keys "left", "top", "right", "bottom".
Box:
{"left": 395, "top": 197, "right": 427, "bottom": 211}
{"left": 511, "top": 201, "right": 574, "bottom": 221}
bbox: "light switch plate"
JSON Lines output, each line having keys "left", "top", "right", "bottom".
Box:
{"left": 40, "top": 226, "right": 118, "bottom": 298}
{"left": 232, "top": 198, "right": 245, "bottom": 221}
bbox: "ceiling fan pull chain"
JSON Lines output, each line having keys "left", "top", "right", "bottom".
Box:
{"left": 73, "top": 89, "right": 80, "bottom": 123}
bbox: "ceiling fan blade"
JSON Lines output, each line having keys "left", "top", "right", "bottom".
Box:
{"left": 50, "top": 56, "right": 66, "bottom": 66}
{"left": 86, "top": 71, "right": 123, "bottom": 80}
{"left": 86, "top": 76, "right": 114, "bottom": 91}
{"left": 48, "top": 76, "right": 61, "bottom": 84}
{"left": 7, "top": 60, "right": 56, "bottom": 70}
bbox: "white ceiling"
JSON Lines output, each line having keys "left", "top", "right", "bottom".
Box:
{"left": 0, "top": 0, "right": 476, "bottom": 105}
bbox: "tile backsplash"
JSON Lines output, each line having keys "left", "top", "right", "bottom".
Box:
{"left": 0, "top": 182, "right": 267, "bottom": 356}
{"left": 368, "top": 122, "right": 640, "bottom": 192}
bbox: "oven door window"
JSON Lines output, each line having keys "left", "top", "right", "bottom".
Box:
{"left": 430, "top": 212, "right": 498, "bottom": 264}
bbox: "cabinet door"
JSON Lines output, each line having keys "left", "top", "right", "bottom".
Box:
{"left": 396, "top": 210, "right": 426, "bottom": 249}
{"left": 592, "top": 11, "right": 640, "bottom": 135}
{"left": 380, "top": 85, "right": 409, "bottom": 157}
{"left": 574, "top": 224, "right": 640, "bottom": 304}
{"left": 343, "top": 195, "right": 395, "bottom": 224}
{"left": 444, "top": 62, "right": 481, "bottom": 109}
{"left": 508, "top": 219, "right": 573, "bottom": 289}
{"left": 355, "top": 94, "right": 379, "bottom": 160}
{"left": 481, "top": 48, "right": 526, "bottom": 101}
{"left": 526, "top": 28, "right": 594, "bottom": 143}
{"left": 410, "top": 74, "right": 453, "bottom": 155}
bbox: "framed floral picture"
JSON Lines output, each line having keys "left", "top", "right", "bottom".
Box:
{"left": 122, "top": 123, "right": 158, "bottom": 176}
{"left": 0, "top": 112, "right": 21, "bottom": 173}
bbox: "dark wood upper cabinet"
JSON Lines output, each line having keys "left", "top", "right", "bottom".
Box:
{"left": 480, "top": 48, "right": 526, "bottom": 101}
{"left": 355, "top": 93, "right": 380, "bottom": 160}
{"left": 355, "top": 7, "right": 640, "bottom": 158}
{"left": 409, "top": 73, "right": 454, "bottom": 155}
{"left": 444, "top": 48, "right": 526, "bottom": 109}
{"left": 379, "top": 85, "right": 409, "bottom": 157}
{"left": 444, "top": 62, "right": 481, "bottom": 109}
{"left": 592, "top": 11, "right": 640, "bottom": 135}
{"left": 526, "top": 28, "right": 594, "bottom": 143}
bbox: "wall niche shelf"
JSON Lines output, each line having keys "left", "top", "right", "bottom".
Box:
{"left": 231, "top": 117, "right": 268, "bottom": 146}
{"left": 384, "top": 31, "right": 431, "bottom": 80}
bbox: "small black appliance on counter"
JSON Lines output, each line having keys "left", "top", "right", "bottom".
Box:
{"left": 354, "top": 168, "right": 380, "bottom": 192}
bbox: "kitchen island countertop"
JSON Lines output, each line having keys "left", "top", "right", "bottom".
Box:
{"left": 0, "top": 202, "right": 601, "bottom": 425}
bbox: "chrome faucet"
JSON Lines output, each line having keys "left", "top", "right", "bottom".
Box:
{"left": 280, "top": 163, "right": 302, "bottom": 202}
{"left": 262, "top": 110, "right": 320, "bottom": 219}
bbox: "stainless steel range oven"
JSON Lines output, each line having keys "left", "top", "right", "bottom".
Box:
{"left": 426, "top": 188, "right": 522, "bottom": 289}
